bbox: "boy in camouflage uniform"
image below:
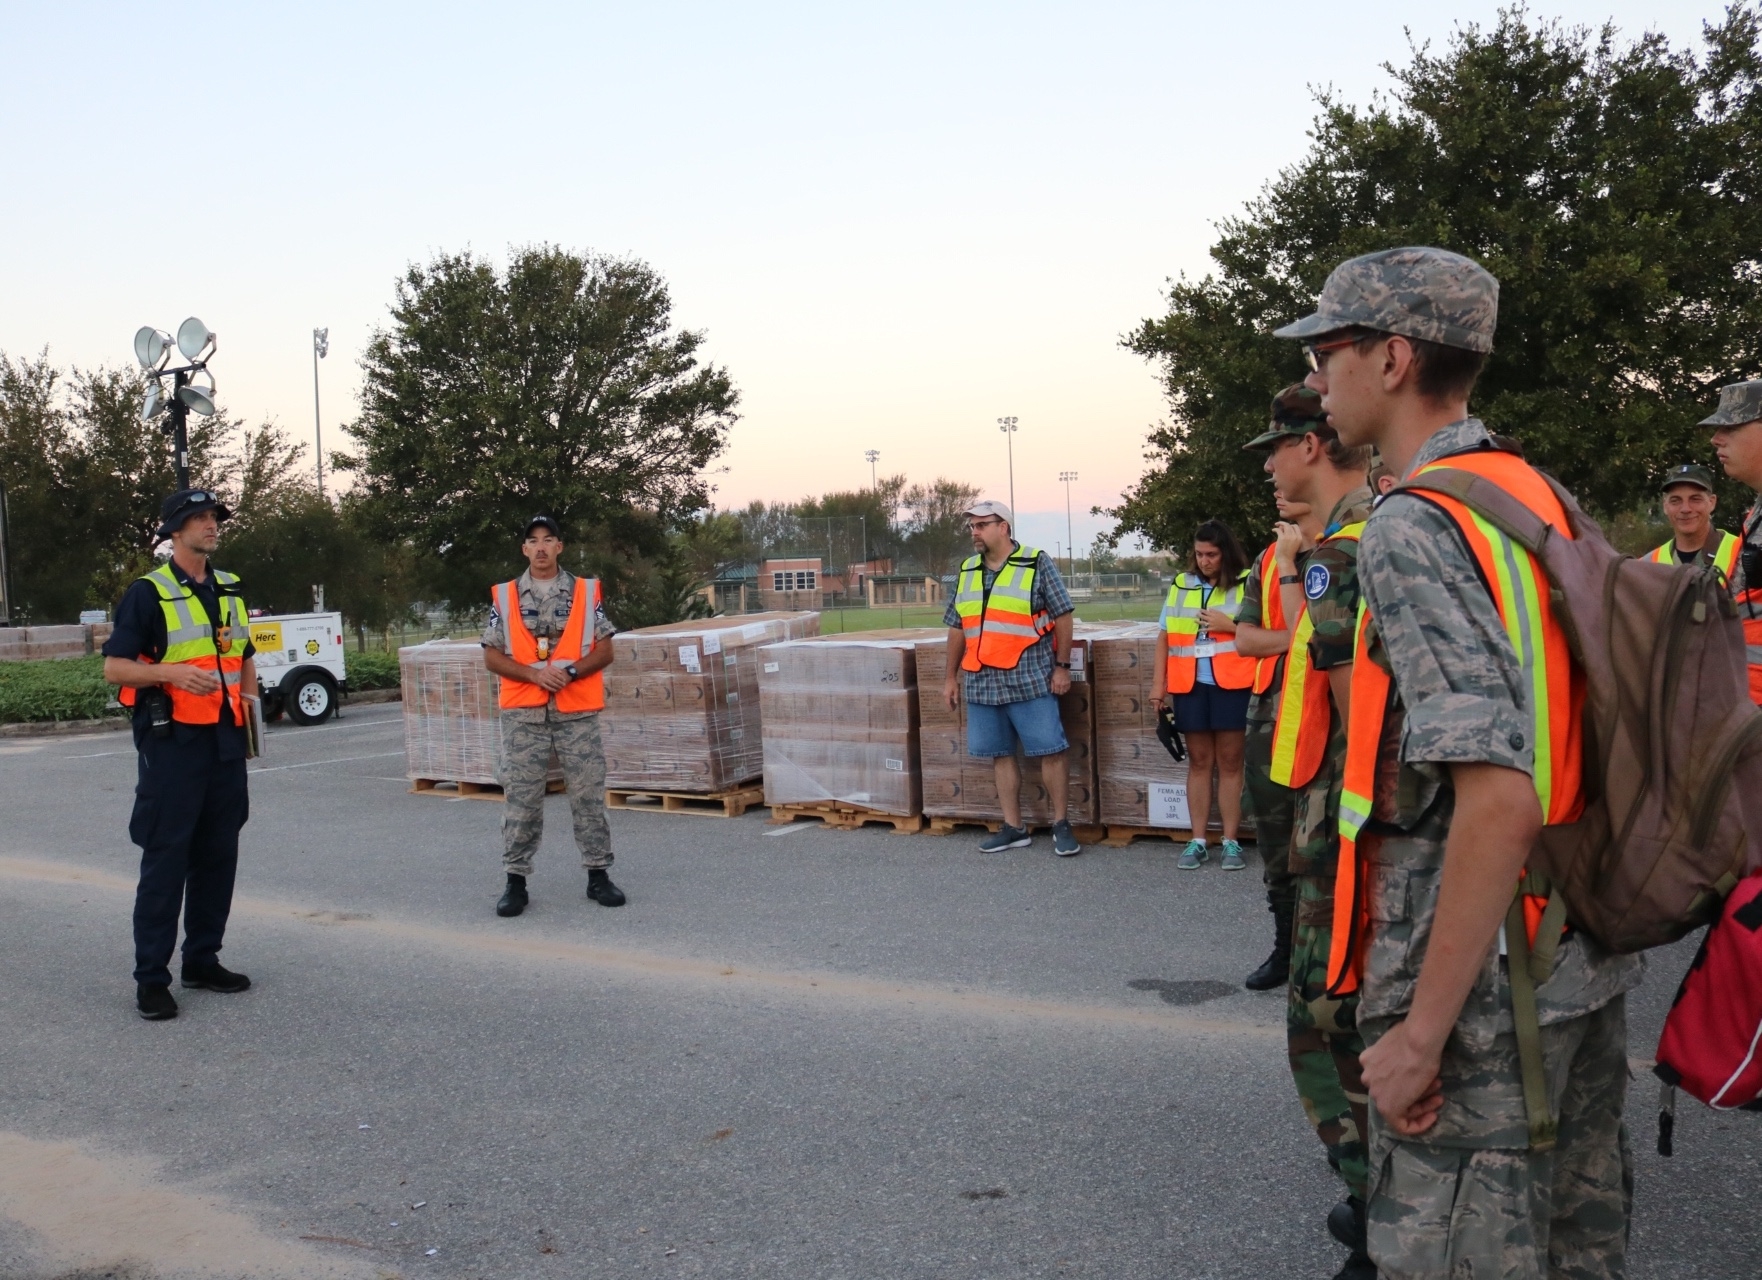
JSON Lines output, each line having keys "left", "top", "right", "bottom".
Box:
{"left": 1234, "top": 386, "right": 1326, "bottom": 991}
{"left": 1275, "top": 248, "right": 1643, "bottom": 1280}
{"left": 1247, "top": 402, "right": 1376, "bottom": 1278}
{"left": 481, "top": 516, "right": 624, "bottom": 916}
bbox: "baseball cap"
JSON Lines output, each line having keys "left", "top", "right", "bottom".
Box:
{"left": 1659, "top": 464, "right": 1716, "bottom": 494}
{"left": 960, "top": 499, "right": 1013, "bottom": 525}
{"left": 155, "top": 488, "right": 233, "bottom": 539}
{"left": 1243, "top": 384, "right": 1330, "bottom": 451}
{"left": 1697, "top": 380, "right": 1762, "bottom": 429}
{"left": 1273, "top": 246, "right": 1499, "bottom": 354}
{"left": 523, "top": 514, "right": 562, "bottom": 539}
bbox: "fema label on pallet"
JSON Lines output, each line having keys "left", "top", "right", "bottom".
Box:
{"left": 1147, "top": 781, "right": 1192, "bottom": 829}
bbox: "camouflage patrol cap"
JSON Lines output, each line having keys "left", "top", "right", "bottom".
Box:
{"left": 1243, "top": 384, "right": 1329, "bottom": 451}
{"left": 1698, "top": 380, "right": 1762, "bottom": 428}
{"left": 1272, "top": 246, "right": 1498, "bottom": 354}
{"left": 1659, "top": 464, "right": 1715, "bottom": 494}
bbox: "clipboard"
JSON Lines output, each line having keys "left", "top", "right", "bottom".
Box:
{"left": 243, "top": 695, "right": 266, "bottom": 760}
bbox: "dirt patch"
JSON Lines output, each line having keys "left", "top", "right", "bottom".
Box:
{"left": 0, "top": 1132, "right": 376, "bottom": 1279}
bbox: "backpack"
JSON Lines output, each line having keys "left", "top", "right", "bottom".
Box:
{"left": 1653, "top": 871, "right": 1762, "bottom": 1155}
{"left": 1397, "top": 464, "right": 1762, "bottom": 953}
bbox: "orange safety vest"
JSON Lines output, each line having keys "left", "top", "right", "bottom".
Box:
{"left": 1645, "top": 529, "right": 1742, "bottom": 579}
{"left": 494, "top": 575, "right": 606, "bottom": 712}
{"left": 952, "top": 545, "right": 1054, "bottom": 672}
{"left": 1267, "top": 521, "right": 1366, "bottom": 788}
{"left": 1250, "top": 545, "right": 1286, "bottom": 696}
{"left": 1326, "top": 449, "right": 1585, "bottom": 996}
{"left": 115, "top": 563, "right": 250, "bottom": 726}
{"left": 1162, "top": 572, "right": 1255, "bottom": 693}
{"left": 1741, "top": 507, "right": 1762, "bottom": 707}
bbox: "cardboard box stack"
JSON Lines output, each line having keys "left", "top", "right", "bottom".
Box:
{"left": 1089, "top": 621, "right": 1250, "bottom": 837}
{"left": 914, "top": 630, "right": 1100, "bottom": 829}
{"left": 757, "top": 629, "right": 936, "bottom": 815}
{"left": 399, "top": 641, "right": 514, "bottom": 786}
{"left": 601, "top": 612, "right": 820, "bottom": 793}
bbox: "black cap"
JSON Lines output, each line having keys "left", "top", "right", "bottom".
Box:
{"left": 523, "top": 514, "right": 562, "bottom": 540}
{"left": 155, "top": 488, "right": 233, "bottom": 540}
{"left": 1659, "top": 464, "right": 1715, "bottom": 495}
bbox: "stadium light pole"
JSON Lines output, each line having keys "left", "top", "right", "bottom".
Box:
{"left": 996, "top": 416, "right": 1018, "bottom": 514}
{"left": 133, "top": 318, "right": 219, "bottom": 491}
{"left": 1059, "top": 470, "right": 1078, "bottom": 578}
{"left": 865, "top": 449, "right": 879, "bottom": 490}
{"left": 312, "top": 328, "right": 330, "bottom": 499}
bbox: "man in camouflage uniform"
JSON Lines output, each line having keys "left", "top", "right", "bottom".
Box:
{"left": 1275, "top": 248, "right": 1643, "bottom": 1280}
{"left": 481, "top": 516, "right": 624, "bottom": 916}
{"left": 1706, "top": 379, "right": 1762, "bottom": 705}
{"left": 1248, "top": 399, "right": 1376, "bottom": 1278}
{"left": 1234, "top": 386, "right": 1326, "bottom": 991}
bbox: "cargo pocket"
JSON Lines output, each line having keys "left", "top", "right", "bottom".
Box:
{"left": 128, "top": 793, "right": 159, "bottom": 849}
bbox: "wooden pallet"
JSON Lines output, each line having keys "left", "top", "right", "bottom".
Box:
{"left": 926, "top": 816, "right": 1106, "bottom": 844}
{"left": 768, "top": 802, "right": 924, "bottom": 835}
{"left": 409, "top": 777, "right": 565, "bottom": 802}
{"left": 606, "top": 785, "right": 765, "bottom": 818}
{"left": 1103, "top": 825, "right": 1222, "bottom": 848}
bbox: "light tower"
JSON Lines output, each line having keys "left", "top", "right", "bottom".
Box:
{"left": 1059, "top": 470, "right": 1078, "bottom": 577}
{"left": 133, "top": 318, "right": 219, "bottom": 490}
{"left": 996, "top": 416, "right": 1018, "bottom": 514}
{"left": 865, "top": 449, "right": 880, "bottom": 490}
{"left": 312, "top": 328, "right": 330, "bottom": 498}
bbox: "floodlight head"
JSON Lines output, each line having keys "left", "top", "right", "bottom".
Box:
{"left": 314, "top": 327, "right": 329, "bottom": 358}
{"left": 176, "top": 316, "right": 215, "bottom": 361}
{"left": 177, "top": 382, "right": 218, "bottom": 416}
{"left": 140, "top": 381, "right": 166, "bottom": 422}
{"left": 133, "top": 327, "right": 172, "bottom": 370}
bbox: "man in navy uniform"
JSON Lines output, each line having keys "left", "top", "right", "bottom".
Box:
{"left": 103, "top": 489, "right": 257, "bottom": 1020}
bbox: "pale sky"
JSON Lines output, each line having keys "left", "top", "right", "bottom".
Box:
{"left": 0, "top": 1, "right": 1716, "bottom": 557}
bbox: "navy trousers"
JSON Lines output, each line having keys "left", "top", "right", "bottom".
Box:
{"left": 129, "top": 725, "right": 249, "bottom": 985}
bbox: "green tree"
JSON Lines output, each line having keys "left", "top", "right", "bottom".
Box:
{"left": 1114, "top": 5, "right": 1762, "bottom": 553}
{"left": 338, "top": 245, "right": 739, "bottom": 611}
{"left": 900, "top": 478, "right": 983, "bottom": 578}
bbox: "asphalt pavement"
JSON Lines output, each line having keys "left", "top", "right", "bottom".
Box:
{"left": 0, "top": 703, "right": 1756, "bottom": 1280}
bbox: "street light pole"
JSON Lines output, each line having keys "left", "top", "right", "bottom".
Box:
{"left": 1059, "top": 470, "right": 1078, "bottom": 579}
{"left": 996, "top": 416, "right": 1018, "bottom": 514}
{"left": 312, "top": 328, "right": 329, "bottom": 499}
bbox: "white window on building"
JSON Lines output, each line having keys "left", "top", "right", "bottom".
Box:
{"left": 773, "top": 570, "right": 817, "bottom": 591}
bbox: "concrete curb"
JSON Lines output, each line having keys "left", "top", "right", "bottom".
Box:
{"left": 0, "top": 687, "right": 402, "bottom": 738}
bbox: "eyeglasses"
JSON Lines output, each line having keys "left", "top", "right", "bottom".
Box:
{"left": 1302, "top": 336, "right": 1362, "bottom": 373}
{"left": 967, "top": 518, "right": 1003, "bottom": 531}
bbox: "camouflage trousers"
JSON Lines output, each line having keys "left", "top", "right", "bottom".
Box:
{"left": 1288, "top": 873, "right": 1369, "bottom": 1199}
{"left": 1243, "top": 742, "right": 1297, "bottom": 913}
{"left": 498, "top": 706, "right": 613, "bottom": 876}
{"left": 1365, "top": 995, "right": 1633, "bottom": 1280}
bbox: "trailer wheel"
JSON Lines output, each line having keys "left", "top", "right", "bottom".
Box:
{"left": 262, "top": 693, "right": 284, "bottom": 723}
{"left": 286, "top": 672, "right": 336, "bottom": 725}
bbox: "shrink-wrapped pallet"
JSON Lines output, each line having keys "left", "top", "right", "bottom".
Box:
{"left": 758, "top": 630, "right": 935, "bottom": 815}
{"left": 400, "top": 641, "right": 507, "bottom": 785}
{"left": 601, "top": 611, "right": 819, "bottom": 793}
{"left": 1090, "top": 622, "right": 1251, "bottom": 836}
{"left": 914, "top": 629, "right": 1101, "bottom": 828}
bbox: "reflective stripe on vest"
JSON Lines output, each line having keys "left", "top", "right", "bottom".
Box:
{"left": 495, "top": 575, "right": 606, "bottom": 712}
{"left": 1267, "top": 522, "right": 1365, "bottom": 788}
{"left": 117, "top": 563, "right": 249, "bottom": 725}
{"left": 953, "top": 546, "right": 1052, "bottom": 672}
{"left": 1162, "top": 572, "right": 1253, "bottom": 693}
{"left": 1646, "top": 529, "right": 1742, "bottom": 581}
{"left": 1325, "top": 451, "right": 1584, "bottom": 997}
{"left": 1251, "top": 544, "right": 1286, "bottom": 695}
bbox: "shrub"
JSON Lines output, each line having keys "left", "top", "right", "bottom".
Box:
{"left": 0, "top": 656, "right": 120, "bottom": 723}
{"left": 345, "top": 650, "right": 402, "bottom": 692}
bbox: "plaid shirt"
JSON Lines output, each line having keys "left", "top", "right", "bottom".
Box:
{"left": 942, "top": 547, "right": 1074, "bottom": 705}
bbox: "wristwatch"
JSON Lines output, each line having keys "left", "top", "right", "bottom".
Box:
{"left": 1055, "top": 661, "right": 1072, "bottom": 669}
{"left": 565, "top": 663, "right": 580, "bottom": 680}
{"left": 1279, "top": 574, "right": 1301, "bottom": 584}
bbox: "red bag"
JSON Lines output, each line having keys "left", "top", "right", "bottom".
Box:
{"left": 1654, "top": 872, "right": 1762, "bottom": 1154}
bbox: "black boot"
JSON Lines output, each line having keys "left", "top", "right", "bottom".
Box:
{"left": 586, "top": 868, "right": 626, "bottom": 907}
{"left": 1244, "top": 892, "right": 1293, "bottom": 990}
{"left": 1328, "top": 1196, "right": 1376, "bottom": 1279}
{"left": 496, "top": 873, "right": 529, "bottom": 917}
{"left": 136, "top": 983, "right": 178, "bottom": 1020}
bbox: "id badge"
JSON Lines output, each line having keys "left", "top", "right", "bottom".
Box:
{"left": 1195, "top": 639, "right": 1217, "bottom": 659}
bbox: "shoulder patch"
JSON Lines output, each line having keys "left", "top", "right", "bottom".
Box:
{"left": 486, "top": 605, "right": 500, "bottom": 626}
{"left": 1304, "top": 563, "right": 1331, "bottom": 601}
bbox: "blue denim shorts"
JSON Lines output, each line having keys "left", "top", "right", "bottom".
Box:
{"left": 1171, "top": 681, "right": 1251, "bottom": 733}
{"left": 966, "top": 693, "right": 1069, "bottom": 758}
